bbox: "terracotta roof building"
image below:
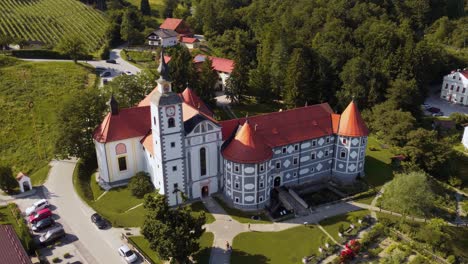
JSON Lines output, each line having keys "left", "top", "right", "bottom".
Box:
{"left": 93, "top": 49, "right": 369, "bottom": 209}
{"left": 0, "top": 225, "right": 32, "bottom": 264}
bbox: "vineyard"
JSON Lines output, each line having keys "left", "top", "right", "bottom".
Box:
{"left": 0, "top": 0, "right": 109, "bottom": 51}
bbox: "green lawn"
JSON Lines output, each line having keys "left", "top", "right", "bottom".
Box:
{"left": 90, "top": 173, "right": 105, "bottom": 200}
{"left": 319, "top": 210, "right": 370, "bottom": 241}
{"left": 0, "top": 57, "right": 96, "bottom": 180}
{"left": 213, "top": 196, "right": 271, "bottom": 224}
{"left": 230, "top": 98, "right": 283, "bottom": 118}
{"left": 29, "top": 163, "right": 51, "bottom": 186}
{"left": 231, "top": 225, "right": 327, "bottom": 264}
{"left": 129, "top": 232, "right": 214, "bottom": 264}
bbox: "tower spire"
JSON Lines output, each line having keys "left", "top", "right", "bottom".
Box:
{"left": 157, "top": 47, "right": 171, "bottom": 81}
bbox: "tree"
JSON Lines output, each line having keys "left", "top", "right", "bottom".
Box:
{"left": 128, "top": 172, "right": 154, "bottom": 198}
{"left": 55, "top": 35, "right": 87, "bottom": 63}
{"left": 142, "top": 193, "right": 206, "bottom": 263}
{"left": 197, "top": 58, "right": 218, "bottom": 106}
{"left": 168, "top": 46, "right": 195, "bottom": 92}
{"left": 120, "top": 8, "right": 144, "bottom": 45}
{"left": 0, "top": 166, "right": 16, "bottom": 192}
{"left": 140, "top": 0, "right": 151, "bottom": 15}
{"left": 362, "top": 102, "right": 416, "bottom": 147}
{"left": 162, "top": 0, "right": 178, "bottom": 18}
{"left": 54, "top": 89, "right": 107, "bottom": 159}
{"left": 104, "top": 74, "right": 155, "bottom": 108}
{"left": 249, "top": 66, "right": 272, "bottom": 103}
{"left": 386, "top": 78, "right": 422, "bottom": 116}
{"left": 283, "top": 48, "right": 312, "bottom": 109}
{"left": 402, "top": 128, "right": 453, "bottom": 175}
{"left": 381, "top": 171, "right": 434, "bottom": 217}
{"left": 225, "top": 33, "right": 250, "bottom": 104}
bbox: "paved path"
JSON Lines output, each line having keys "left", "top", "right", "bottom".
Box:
{"left": 43, "top": 159, "right": 128, "bottom": 264}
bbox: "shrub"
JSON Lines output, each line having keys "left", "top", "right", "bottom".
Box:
{"left": 0, "top": 166, "right": 16, "bottom": 192}
{"left": 52, "top": 257, "right": 61, "bottom": 263}
{"left": 63, "top": 253, "right": 72, "bottom": 259}
{"left": 98, "top": 42, "right": 110, "bottom": 60}
{"left": 446, "top": 255, "right": 456, "bottom": 264}
{"left": 128, "top": 171, "right": 154, "bottom": 198}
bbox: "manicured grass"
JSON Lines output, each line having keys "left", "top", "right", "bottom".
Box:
{"left": 213, "top": 196, "right": 271, "bottom": 224}
{"left": 363, "top": 137, "right": 394, "bottom": 189}
{"left": 29, "top": 163, "right": 51, "bottom": 186}
{"left": 189, "top": 201, "right": 215, "bottom": 224}
{"left": 129, "top": 232, "right": 214, "bottom": 264}
{"left": 0, "top": 0, "right": 108, "bottom": 51}
{"left": 319, "top": 210, "right": 370, "bottom": 241}
{"left": 230, "top": 97, "right": 283, "bottom": 118}
{"left": 92, "top": 186, "right": 145, "bottom": 227}
{"left": 232, "top": 225, "right": 327, "bottom": 264}
{"left": 0, "top": 57, "right": 97, "bottom": 177}
{"left": 90, "top": 173, "right": 105, "bottom": 200}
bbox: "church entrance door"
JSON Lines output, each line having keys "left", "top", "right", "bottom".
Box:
{"left": 274, "top": 177, "right": 281, "bottom": 187}
{"left": 201, "top": 186, "right": 209, "bottom": 197}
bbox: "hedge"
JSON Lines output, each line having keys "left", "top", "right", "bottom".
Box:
{"left": 7, "top": 203, "right": 35, "bottom": 254}
{"left": 11, "top": 49, "right": 92, "bottom": 60}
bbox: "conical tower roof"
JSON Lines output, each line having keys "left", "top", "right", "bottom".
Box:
{"left": 222, "top": 120, "right": 272, "bottom": 164}
{"left": 337, "top": 100, "right": 369, "bottom": 137}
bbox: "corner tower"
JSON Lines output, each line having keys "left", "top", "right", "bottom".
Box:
{"left": 150, "top": 48, "right": 186, "bottom": 206}
{"left": 332, "top": 100, "right": 369, "bottom": 184}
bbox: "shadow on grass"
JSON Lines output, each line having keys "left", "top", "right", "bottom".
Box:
{"left": 193, "top": 247, "right": 212, "bottom": 264}
{"left": 230, "top": 248, "right": 270, "bottom": 264}
{"left": 363, "top": 155, "right": 394, "bottom": 189}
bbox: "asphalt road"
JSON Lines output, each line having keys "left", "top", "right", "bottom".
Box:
{"left": 43, "top": 159, "right": 127, "bottom": 264}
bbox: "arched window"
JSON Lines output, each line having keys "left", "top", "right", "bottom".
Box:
{"left": 168, "top": 118, "right": 175, "bottom": 128}
{"left": 200, "top": 147, "right": 207, "bottom": 176}
{"left": 115, "top": 143, "right": 127, "bottom": 155}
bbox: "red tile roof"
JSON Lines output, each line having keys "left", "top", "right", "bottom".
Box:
{"left": 460, "top": 70, "right": 468, "bottom": 79}
{"left": 0, "top": 225, "right": 33, "bottom": 264}
{"left": 160, "top": 18, "right": 183, "bottom": 31}
{"left": 181, "top": 37, "right": 199, "bottom": 43}
{"left": 180, "top": 88, "right": 213, "bottom": 117}
{"left": 221, "top": 103, "right": 334, "bottom": 147}
{"left": 141, "top": 131, "right": 154, "bottom": 155}
{"left": 331, "top": 114, "right": 341, "bottom": 134}
{"left": 193, "top": 55, "right": 234, "bottom": 73}
{"left": 93, "top": 106, "right": 151, "bottom": 143}
{"left": 222, "top": 120, "right": 273, "bottom": 163}
{"left": 337, "top": 101, "right": 368, "bottom": 137}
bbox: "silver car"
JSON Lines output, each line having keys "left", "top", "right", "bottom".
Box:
{"left": 118, "top": 245, "right": 138, "bottom": 263}
{"left": 25, "top": 199, "right": 49, "bottom": 216}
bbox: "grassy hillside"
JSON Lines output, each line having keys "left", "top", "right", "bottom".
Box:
{"left": 0, "top": 0, "right": 108, "bottom": 51}
{"left": 0, "top": 56, "right": 97, "bottom": 185}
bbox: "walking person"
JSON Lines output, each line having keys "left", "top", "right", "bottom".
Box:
{"left": 248, "top": 223, "right": 251, "bottom": 231}
{"left": 226, "top": 241, "right": 230, "bottom": 252}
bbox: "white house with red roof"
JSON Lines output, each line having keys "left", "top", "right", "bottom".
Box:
{"left": 440, "top": 69, "right": 468, "bottom": 106}
{"left": 93, "top": 50, "right": 368, "bottom": 208}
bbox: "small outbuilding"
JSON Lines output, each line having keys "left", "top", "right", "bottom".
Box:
{"left": 16, "top": 172, "right": 32, "bottom": 193}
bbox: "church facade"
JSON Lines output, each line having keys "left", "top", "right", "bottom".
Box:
{"left": 93, "top": 52, "right": 369, "bottom": 208}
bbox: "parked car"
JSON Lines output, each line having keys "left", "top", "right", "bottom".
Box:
{"left": 91, "top": 213, "right": 108, "bottom": 229}
{"left": 39, "top": 226, "right": 65, "bottom": 246}
{"left": 95, "top": 66, "right": 107, "bottom": 72}
{"left": 432, "top": 112, "right": 444, "bottom": 117}
{"left": 32, "top": 217, "right": 55, "bottom": 232}
{"left": 100, "top": 71, "right": 111, "bottom": 77}
{"left": 106, "top": 59, "right": 117, "bottom": 64}
{"left": 427, "top": 107, "right": 441, "bottom": 113}
{"left": 25, "top": 199, "right": 49, "bottom": 216}
{"left": 29, "top": 208, "right": 52, "bottom": 224}
{"left": 118, "top": 245, "right": 138, "bottom": 263}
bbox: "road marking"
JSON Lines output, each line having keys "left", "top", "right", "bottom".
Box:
{"left": 95, "top": 191, "right": 108, "bottom": 201}
{"left": 124, "top": 203, "right": 143, "bottom": 213}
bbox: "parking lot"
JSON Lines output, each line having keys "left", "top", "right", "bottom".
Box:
{"left": 424, "top": 84, "right": 468, "bottom": 117}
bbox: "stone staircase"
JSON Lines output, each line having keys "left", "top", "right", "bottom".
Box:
{"left": 277, "top": 187, "right": 309, "bottom": 216}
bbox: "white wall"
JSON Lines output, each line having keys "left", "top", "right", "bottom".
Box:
{"left": 440, "top": 72, "right": 468, "bottom": 106}
{"left": 161, "top": 37, "right": 178, "bottom": 47}
{"left": 463, "top": 126, "right": 468, "bottom": 150}
{"left": 95, "top": 141, "right": 110, "bottom": 182}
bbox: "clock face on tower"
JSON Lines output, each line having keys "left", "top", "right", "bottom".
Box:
{"left": 166, "top": 106, "right": 175, "bottom": 116}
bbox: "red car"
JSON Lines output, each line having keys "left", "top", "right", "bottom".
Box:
{"left": 29, "top": 208, "right": 52, "bottom": 224}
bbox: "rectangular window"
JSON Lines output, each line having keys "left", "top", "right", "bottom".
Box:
{"left": 260, "top": 182, "right": 264, "bottom": 188}
{"left": 293, "top": 157, "right": 298, "bottom": 165}
{"left": 312, "top": 140, "right": 316, "bottom": 147}
{"left": 234, "top": 165, "right": 239, "bottom": 172}
{"left": 235, "top": 182, "right": 239, "bottom": 189}
{"left": 326, "top": 137, "right": 330, "bottom": 143}
{"left": 118, "top": 157, "right": 127, "bottom": 171}
{"left": 453, "top": 75, "right": 456, "bottom": 79}
{"left": 342, "top": 138, "right": 347, "bottom": 144}
{"left": 445, "top": 83, "right": 448, "bottom": 89}
{"left": 294, "top": 144, "right": 299, "bottom": 151}
{"left": 171, "top": 142, "right": 175, "bottom": 148}
{"left": 325, "top": 150, "right": 329, "bottom": 156}
{"left": 174, "top": 183, "right": 178, "bottom": 189}
{"left": 276, "top": 161, "right": 281, "bottom": 169}
{"left": 259, "top": 164, "right": 264, "bottom": 172}
{"left": 172, "top": 166, "right": 177, "bottom": 171}
{"left": 311, "top": 153, "right": 316, "bottom": 160}
{"left": 259, "top": 196, "right": 263, "bottom": 202}
{"left": 461, "top": 97, "right": 464, "bottom": 103}
{"left": 293, "top": 172, "right": 297, "bottom": 177}
{"left": 451, "top": 85, "right": 454, "bottom": 90}
{"left": 235, "top": 197, "right": 239, "bottom": 203}
{"left": 341, "top": 151, "right": 346, "bottom": 158}
{"left": 457, "top": 86, "right": 460, "bottom": 92}
{"left": 282, "top": 147, "right": 287, "bottom": 153}
{"left": 463, "top": 88, "right": 466, "bottom": 94}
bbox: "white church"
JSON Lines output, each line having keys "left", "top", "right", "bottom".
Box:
{"left": 93, "top": 50, "right": 369, "bottom": 209}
